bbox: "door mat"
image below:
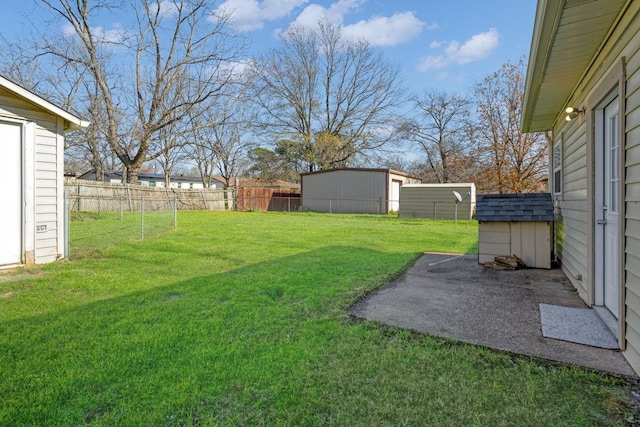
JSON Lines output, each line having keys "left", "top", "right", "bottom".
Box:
{"left": 539, "top": 303, "right": 619, "bottom": 349}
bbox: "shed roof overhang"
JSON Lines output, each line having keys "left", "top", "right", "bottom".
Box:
{"left": 0, "top": 75, "right": 89, "bottom": 131}
{"left": 521, "top": 0, "right": 629, "bottom": 133}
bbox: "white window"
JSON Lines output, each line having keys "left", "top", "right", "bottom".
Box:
{"left": 553, "top": 137, "right": 562, "bottom": 195}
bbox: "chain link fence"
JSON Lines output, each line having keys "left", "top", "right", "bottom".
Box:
{"left": 64, "top": 180, "right": 234, "bottom": 259}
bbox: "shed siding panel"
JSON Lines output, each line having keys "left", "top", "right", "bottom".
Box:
{"left": 399, "top": 184, "right": 475, "bottom": 220}
{"left": 34, "top": 120, "right": 61, "bottom": 262}
{"left": 302, "top": 170, "right": 408, "bottom": 213}
{"left": 478, "top": 222, "right": 510, "bottom": 264}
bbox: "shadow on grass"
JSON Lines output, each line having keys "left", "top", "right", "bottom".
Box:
{"left": 0, "top": 245, "right": 419, "bottom": 425}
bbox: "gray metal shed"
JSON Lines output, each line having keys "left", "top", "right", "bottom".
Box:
{"left": 476, "top": 193, "right": 554, "bottom": 269}
{"left": 300, "top": 168, "right": 420, "bottom": 214}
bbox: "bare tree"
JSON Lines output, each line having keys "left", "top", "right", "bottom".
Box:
{"left": 402, "top": 90, "right": 472, "bottom": 183}
{"left": 35, "top": 0, "right": 243, "bottom": 183}
{"left": 182, "top": 91, "right": 252, "bottom": 188}
{"left": 250, "top": 21, "right": 405, "bottom": 173}
{"left": 472, "top": 59, "right": 548, "bottom": 193}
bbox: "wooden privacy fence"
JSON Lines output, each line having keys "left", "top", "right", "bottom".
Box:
{"left": 236, "top": 187, "right": 301, "bottom": 212}
{"left": 65, "top": 178, "right": 233, "bottom": 212}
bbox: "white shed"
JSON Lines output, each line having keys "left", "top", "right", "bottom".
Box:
{"left": 399, "top": 183, "right": 476, "bottom": 220}
{"left": 0, "top": 76, "right": 88, "bottom": 267}
{"left": 475, "top": 193, "right": 554, "bottom": 269}
{"left": 300, "top": 168, "right": 421, "bottom": 214}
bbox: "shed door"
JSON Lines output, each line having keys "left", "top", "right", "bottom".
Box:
{"left": 0, "top": 121, "right": 22, "bottom": 265}
{"left": 390, "top": 180, "right": 401, "bottom": 212}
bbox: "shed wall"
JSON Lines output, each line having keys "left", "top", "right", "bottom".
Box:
{"left": 0, "top": 87, "right": 64, "bottom": 264}
{"left": 478, "top": 222, "right": 552, "bottom": 269}
{"left": 399, "top": 184, "right": 475, "bottom": 220}
{"left": 301, "top": 170, "right": 388, "bottom": 213}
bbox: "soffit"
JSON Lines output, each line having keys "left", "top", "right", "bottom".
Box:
{"left": 522, "top": 0, "right": 628, "bottom": 132}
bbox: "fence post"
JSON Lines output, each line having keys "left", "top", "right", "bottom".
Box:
{"left": 329, "top": 199, "right": 332, "bottom": 214}
{"left": 288, "top": 197, "right": 291, "bottom": 213}
{"left": 120, "top": 196, "right": 124, "bottom": 220}
{"left": 64, "top": 190, "right": 70, "bottom": 259}
{"left": 433, "top": 201, "right": 437, "bottom": 220}
{"left": 141, "top": 197, "right": 145, "bottom": 240}
{"left": 174, "top": 195, "right": 177, "bottom": 230}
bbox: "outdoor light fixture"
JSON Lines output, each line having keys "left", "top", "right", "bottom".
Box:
{"left": 565, "top": 106, "right": 583, "bottom": 121}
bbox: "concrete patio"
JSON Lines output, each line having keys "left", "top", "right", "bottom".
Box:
{"left": 349, "top": 252, "right": 637, "bottom": 377}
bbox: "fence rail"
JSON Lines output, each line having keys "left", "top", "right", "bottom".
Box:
{"left": 65, "top": 178, "right": 234, "bottom": 212}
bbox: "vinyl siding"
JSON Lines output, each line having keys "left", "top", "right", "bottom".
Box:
{"left": 0, "top": 87, "right": 63, "bottom": 264}
{"left": 552, "top": 6, "right": 640, "bottom": 373}
{"left": 555, "top": 117, "right": 589, "bottom": 297}
{"left": 35, "top": 119, "right": 62, "bottom": 263}
{"left": 622, "top": 13, "right": 640, "bottom": 372}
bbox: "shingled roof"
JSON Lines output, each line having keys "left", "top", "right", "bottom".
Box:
{"left": 476, "top": 193, "right": 554, "bottom": 222}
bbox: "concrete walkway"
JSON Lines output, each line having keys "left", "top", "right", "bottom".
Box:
{"left": 349, "top": 253, "right": 636, "bottom": 377}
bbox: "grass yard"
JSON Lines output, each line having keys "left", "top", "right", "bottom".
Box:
{"left": 0, "top": 211, "right": 637, "bottom": 426}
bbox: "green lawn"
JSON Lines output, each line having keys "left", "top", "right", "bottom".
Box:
{"left": 0, "top": 211, "right": 636, "bottom": 426}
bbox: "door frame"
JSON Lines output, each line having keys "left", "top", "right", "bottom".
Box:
{"left": 0, "top": 116, "right": 35, "bottom": 267}
{"left": 585, "top": 57, "right": 626, "bottom": 348}
{"left": 594, "top": 95, "right": 620, "bottom": 316}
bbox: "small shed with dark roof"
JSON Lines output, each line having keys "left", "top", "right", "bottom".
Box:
{"left": 476, "top": 193, "right": 554, "bottom": 269}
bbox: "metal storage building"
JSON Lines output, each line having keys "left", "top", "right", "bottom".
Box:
{"left": 0, "top": 76, "right": 88, "bottom": 267}
{"left": 399, "top": 183, "right": 476, "bottom": 220}
{"left": 300, "top": 168, "right": 420, "bottom": 214}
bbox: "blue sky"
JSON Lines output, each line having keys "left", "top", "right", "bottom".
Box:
{"left": 1, "top": 0, "right": 537, "bottom": 96}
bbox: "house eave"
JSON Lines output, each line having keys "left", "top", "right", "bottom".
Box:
{"left": 521, "top": 0, "right": 629, "bottom": 133}
{"left": 0, "top": 75, "right": 89, "bottom": 131}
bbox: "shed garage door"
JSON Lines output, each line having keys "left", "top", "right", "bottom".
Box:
{"left": 0, "top": 121, "right": 22, "bottom": 265}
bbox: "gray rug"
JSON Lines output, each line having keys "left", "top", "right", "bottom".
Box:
{"left": 539, "top": 303, "right": 619, "bottom": 349}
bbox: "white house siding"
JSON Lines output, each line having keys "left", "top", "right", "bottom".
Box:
{"left": 554, "top": 122, "right": 589, "bottom": 300}
{"left": 0, "top": 87, "right": 65, "bottom": 264}
{"left": 551, "top": 6, "right": 640, "bottom": 372}
{"left": 622, "top": 19, "right": 640, "bottom": 370}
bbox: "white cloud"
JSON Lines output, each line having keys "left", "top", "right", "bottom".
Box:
{"left": 215, "top": 0, "right": 308, "bottom": 32}
{"left": 454, "top": 28, "right": 500, "bottom": 64}
{"left": 417, "top": 28, "right": 499, "bottom": 71}
{"left": 342, "top": 12, "right": 423, "bottom": 47}
{"left": 286, "top": 0, "right": 363, "bottom": 29}
{"left": 279, "top": 1, "right": 423, "bottom": 47}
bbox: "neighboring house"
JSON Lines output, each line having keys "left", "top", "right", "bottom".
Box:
{"left": 300, "top": 168, "right": 421, "bottom": 214}
{"left": 78, "top": 171, "right": 225, "bottom": 189}
{"left": 522, "top": 0, "right": 640, "bottom": 372}
{"left": 399, "top": 183, "right": 476, "bottom": 220}
{"left": 0, "top": 76, "right": 88, "bottom": 267}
